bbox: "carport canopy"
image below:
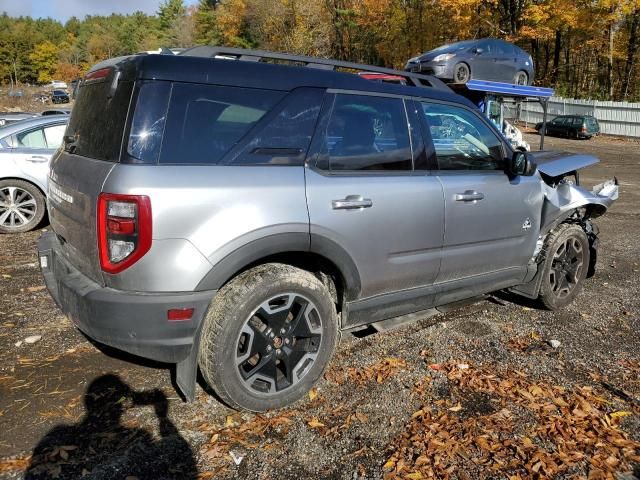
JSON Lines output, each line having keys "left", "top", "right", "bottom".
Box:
{"left": 453, "top": 79, "right": 555, "bottom": 150}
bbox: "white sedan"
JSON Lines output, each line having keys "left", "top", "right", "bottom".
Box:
{"left": 0, "top": 116, "right": 68, "bottom": 233}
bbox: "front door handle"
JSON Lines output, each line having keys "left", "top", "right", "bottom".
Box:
{"left": 332, "top": 195, "right": 373, "bottom": 210}
{"left": 27, "top": 155, "right": 48, "bottom": 163}
{"left": 455, "top": 190, "right": 484, "bottom": 202}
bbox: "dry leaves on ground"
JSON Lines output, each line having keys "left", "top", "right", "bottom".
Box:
{"left": 199, "top": 410, "right": 298, "bottom": 469}
{"left": 384, "top": 362, "right": 640, "bottom": 479}
{"left": 324, "top": 357, "right": 408, "bottom": 385}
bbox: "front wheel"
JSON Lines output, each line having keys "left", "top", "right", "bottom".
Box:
{"left": 199, "top": 263, "right": 339, "bottom": 411}
{"left": 452, "top": 63, "right": 470, "bottom": 84}
{"left": 0, "top": 180, "right": 46, "bottom": 234}
{"left": 538, "top": 224, "right": 590, "bottom": 310}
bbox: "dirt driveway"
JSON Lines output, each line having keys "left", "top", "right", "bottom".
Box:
{"left": 1, "top": 133, "right": 638, "bottom": 479}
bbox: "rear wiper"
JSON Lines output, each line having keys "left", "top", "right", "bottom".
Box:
{"left": 63, "top": 134, "right": 78, "bottom": 153}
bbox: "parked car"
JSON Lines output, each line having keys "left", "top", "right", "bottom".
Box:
{"left": 38, "top": 48, "right": 617, "bottom": 412}
{"left": 535, "top": 115, "right": 600, "bottom": 139}
{"left": 41, "top": 108, "right": 71, "bottom": 116}
{"left": 405, "top": 38, "right": 534, "bottom": 86}
{"left": 47, "top": 80, "right": 68, "bottom": 89}
{"left": 7, "top": 89, "right": 24, "bottom": 98}
{"left": 0, "top": 112, "right": 39, "bottom": 127}
{"left": 51, "top": 90, "right": 70, "bottom": 104}
{"left": 0, "top": 116, "right": 69, "bottom": 233}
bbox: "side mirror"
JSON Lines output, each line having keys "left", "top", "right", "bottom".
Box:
{"left": 508, "top": 151, "right": 537, "bottom": 176}
{"left": 473, "top": 47, "right": 484, "bottom": 55}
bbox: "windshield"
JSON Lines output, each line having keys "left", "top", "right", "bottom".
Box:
{"left": 431, "top": 40, "right": 477, "bottom": 53}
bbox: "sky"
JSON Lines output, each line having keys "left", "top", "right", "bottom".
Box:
{"left": 0, "top": 0, "right": 198, "bottom": 23}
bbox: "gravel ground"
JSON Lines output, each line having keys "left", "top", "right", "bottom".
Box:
{"left": 0, "top": 132, "right": 638, "bottom": 479}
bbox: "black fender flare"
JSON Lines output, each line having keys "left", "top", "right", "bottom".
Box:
{"left": 195, "top": 232, "right": 361, "bottom": 300}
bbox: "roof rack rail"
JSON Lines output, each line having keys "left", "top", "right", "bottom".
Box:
{"left": 179, "top": 45, "right": 450, "bottom": 92}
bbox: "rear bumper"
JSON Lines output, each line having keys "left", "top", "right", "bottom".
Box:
{"left": 38, "top": 232, "right": 215, "bottom": 363}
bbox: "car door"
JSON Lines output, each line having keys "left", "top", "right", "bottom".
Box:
{"left": 494, "top": 40, "right": 517, "bottom": 82}
{"left": 305, "top": 92, "right": 445, "bottom": 312}
{"left": 417, "top": 101, "right": 543, "bottom": 290}
{"left": 466, "top": 40, "right": 493, "bottom": 81}
{"left": 12, "top": 123, "right": 65, "bottom": 187}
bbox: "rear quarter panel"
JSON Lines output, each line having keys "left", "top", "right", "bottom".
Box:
{"left": 102, "top": 164, "right": 309, "bottom": 292}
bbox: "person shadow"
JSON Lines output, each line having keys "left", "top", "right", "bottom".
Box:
{"left": 25, "top": 374, "right": 198, "bottom": 479}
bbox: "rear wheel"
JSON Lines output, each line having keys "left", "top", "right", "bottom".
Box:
{"left": 538, "top": 224, "right": 590, "bottom": 310}
{"left": 0, "top": 180, "right": 46, "bottom": 234}
{"left": 514, "top": 71, "right": 528, "bottom": 85}
{"left": 199, "top": 263, "right": 339, "bottom": 411}
{"left": 453, "top": 63, "right": 470, "bottom": 84}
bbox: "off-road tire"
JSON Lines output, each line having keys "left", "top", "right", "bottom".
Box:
{"left": 538, "top": 224, "right": 590, "bottom": 310}
{"left": 199, "top": 263, "right": 339, "bottom": 411}
{"left": 0, "top": 179, "right": 46, "bottom": 234}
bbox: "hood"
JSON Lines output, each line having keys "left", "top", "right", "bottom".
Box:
{"left": 529, "top": 151, "right": 599, "bottom": 177}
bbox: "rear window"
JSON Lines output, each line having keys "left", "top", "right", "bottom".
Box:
{"left": 65, "top": 76, "right": 133, "bottom": 161}
{"left": 158, "top": 84, "right": 284, "bottom": 165}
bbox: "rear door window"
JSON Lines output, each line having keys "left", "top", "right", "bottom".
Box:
{"left": 158, "top": 84, "right": 284, "bottom": 165}
{"left": 317, "top": 94, "right": 412, "bottom": 172}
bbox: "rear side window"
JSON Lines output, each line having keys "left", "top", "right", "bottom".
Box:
{"left": 225, "top": 88, "right": 324, "bottom": 166}
{"left": 319, "top": 94, "right": 412, "bottom": 172}
{"left": 158, "top": 84, "right": 284, "bottom": 165}
{"left": 66, "top": 77, "right": 134, "bottom": 161}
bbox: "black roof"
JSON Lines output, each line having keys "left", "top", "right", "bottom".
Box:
{"left": 90, "top": 48, "right": 475, "bottom": 109}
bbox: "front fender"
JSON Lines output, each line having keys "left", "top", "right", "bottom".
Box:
{"left": 540, "top": 178, "right": 619, "bottom": 234}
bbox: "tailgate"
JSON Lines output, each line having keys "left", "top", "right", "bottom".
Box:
{"left": 48, "top": 151, "right": 115, "bottom": 284}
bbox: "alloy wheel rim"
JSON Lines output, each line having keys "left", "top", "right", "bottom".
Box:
{"left": 235, "top": 293, "right": 322, "bottom": 395}
{"left": 516, "top": 73, "right": 527, "bottom": 85}
{"left": 456, "top": 66, "right": 468, "bottom": 82}
{"left": 549, "top": 237, "right": 584, "bottom": 299}
{"left": 0, "top": 187, "right": 37, "bottom": 228}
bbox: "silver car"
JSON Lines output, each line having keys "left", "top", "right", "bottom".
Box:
{"left": 0, "top": 116, "right": 68, "bottom": 233}
{"left": 406, "top": 38, "right": 535, "bottom": 85}
{"left": 38, "top": 48, "right": 617, "bottom": 412}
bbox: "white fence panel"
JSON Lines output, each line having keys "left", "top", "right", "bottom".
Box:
{"left": 519, "top": 96, "right": 640, "bottom": 138}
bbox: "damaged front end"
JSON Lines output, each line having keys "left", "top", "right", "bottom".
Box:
{"left": 511, "top": 151, "right": 619, "bottom": 299}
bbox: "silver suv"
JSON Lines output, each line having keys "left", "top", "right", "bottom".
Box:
{"left": 38, "top": 47, "right": 618, "bottom": 411}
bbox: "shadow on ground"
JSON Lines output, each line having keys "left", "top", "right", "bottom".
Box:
{"left": 24, "top": 374, "right": 198, "bottom": 480}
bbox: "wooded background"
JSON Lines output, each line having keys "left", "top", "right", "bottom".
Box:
{"left": 1, "top": 0, "right": 639, "bottom": 101}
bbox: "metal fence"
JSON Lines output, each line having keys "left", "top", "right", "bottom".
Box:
{"left": 518, "top": 97, "right": 640, "bottom": 138}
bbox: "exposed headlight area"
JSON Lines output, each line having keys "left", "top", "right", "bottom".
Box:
{"left": 433, "top": 53, "right": 456, "bottom": 62}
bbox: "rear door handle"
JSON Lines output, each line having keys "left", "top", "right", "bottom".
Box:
{"left": 332, "top": 195, "right": 373, "bottom": 210}
{"left": 27, "top": 155, "right": 48, "bottom": 163}
{"left": 455, "top": 190, "right": 484, "bottom": 202}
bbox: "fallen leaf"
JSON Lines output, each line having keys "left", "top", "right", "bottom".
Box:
{"left": 406, "top": 472, "right": 423, "bottom": 479}
{"left": 383, "top": 459, "right": 395, "bottom": 470}
{"left": 530, "top": 331, "right": 541, "bottom": 340}
{"left": 308, "top": 389, "right": 318, "bottom": 401}
{"left": 610, "top": 411, "right": 632, "bottom": 419}
{"left": 449, "top": 404, "right": 463, "bottom": 412}
{"left": 307, "top": 417, "right": 325, "bottom": 428}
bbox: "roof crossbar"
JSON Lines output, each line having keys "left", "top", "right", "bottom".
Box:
{"left": 179, "top": 46, "right": 450, "bottom": 92}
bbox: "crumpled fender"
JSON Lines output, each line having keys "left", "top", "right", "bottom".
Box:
{"left": 540, "top": 178, "right": 619, "bottom": 234}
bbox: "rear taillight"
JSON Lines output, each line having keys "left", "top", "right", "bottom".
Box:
{"left": 97, "top": 193, "right": 152, "bottom": 274}
{"left": 581, "top": 126, "right": 587, "bottom": 133}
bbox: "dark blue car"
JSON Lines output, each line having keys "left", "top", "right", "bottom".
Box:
{"left": 405, "top": 38, "right": 534, "bottom": 86}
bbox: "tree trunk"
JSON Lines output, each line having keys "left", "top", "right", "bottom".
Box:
{"left": 621, "top": 9, "right": 640, "bottom": 100}
{"left": 607, "top": 20, "right": 614, "bottom": 99}
{"left": 552, "top": 29, "right": 561, "bottom": 86}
